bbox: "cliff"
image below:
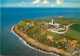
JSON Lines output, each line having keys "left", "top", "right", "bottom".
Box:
{"left": 13, "top": 25, "right": 71, "bottom": 56}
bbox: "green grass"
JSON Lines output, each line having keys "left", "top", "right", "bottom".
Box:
{"left": 17, "top": 17, "right": 80, "bottom": 47}
{"left": 64, "top": 24, "right": 80, "bottom": 41}
{"left": 70, "top": 24, "right": 80, "bottom": 32}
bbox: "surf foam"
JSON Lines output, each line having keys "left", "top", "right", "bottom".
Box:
{"left": 11, "top": 26, "right": 59, "bottom": 56}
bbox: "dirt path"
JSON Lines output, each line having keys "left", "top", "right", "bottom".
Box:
{"left": 49, "top": 24, "right": 73, "bottom": 34}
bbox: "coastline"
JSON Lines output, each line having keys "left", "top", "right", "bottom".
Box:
{"left": 11, "top": 26, "right": 58, "bottom": 56}
{"left": 12, "top": 25, "right": 71, "bottom": 56}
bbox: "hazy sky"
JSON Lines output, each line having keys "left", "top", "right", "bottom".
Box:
{"left": 1, "top": 0, "right": 80, "bottom": 7}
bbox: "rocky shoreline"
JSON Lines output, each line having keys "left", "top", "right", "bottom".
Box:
{"left": 13, "top": 25, "right": 71, "bottom": 56}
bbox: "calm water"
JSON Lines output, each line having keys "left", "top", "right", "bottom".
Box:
{"left": 1, "top": 7, "right": 80, "bottom": 56}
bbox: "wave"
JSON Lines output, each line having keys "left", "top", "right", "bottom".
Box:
{"left": 11, "top": 26, "right": 59, "bottom": 56}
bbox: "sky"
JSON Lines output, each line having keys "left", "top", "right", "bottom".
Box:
{"left": 1, "top": 0, "right": 80, "bottom": 7}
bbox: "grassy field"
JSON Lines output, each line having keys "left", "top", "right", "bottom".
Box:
{"left": 17, "top": 17, "right": 80, "bottom": 49}
{"left": 64, "top": 24, "right": 80, "bottom": 41}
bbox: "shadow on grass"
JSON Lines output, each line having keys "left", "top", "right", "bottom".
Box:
{"left": 70, "top": 24, "right": 80, "bottom": 32}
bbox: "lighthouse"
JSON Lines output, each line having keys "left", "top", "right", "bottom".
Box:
{"left": 48, "top": 17, "right": 54, "bottom": 25}
{"left": 52, "top": 18, "right": 53, "bottom": 24}
{"left": 52, "top": 18, "right": 54, "bottom": 24}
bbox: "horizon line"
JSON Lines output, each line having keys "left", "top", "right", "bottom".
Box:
{"left": 1, "top": 7, "right": 80, "bottom": 8}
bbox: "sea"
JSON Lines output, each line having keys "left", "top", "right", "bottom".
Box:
{"left": 1, "top": 7, "right": 80, "bottom": 56}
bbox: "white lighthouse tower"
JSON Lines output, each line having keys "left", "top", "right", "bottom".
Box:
{"left": 52, "top": 18, "right": 54, "bottom": 24}
{"left": 48, "top": 17, "right": 54, "bottom": 25}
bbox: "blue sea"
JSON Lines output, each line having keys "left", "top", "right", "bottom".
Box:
{"left": 1, "top": 7, "right": 80, "bottom": 56}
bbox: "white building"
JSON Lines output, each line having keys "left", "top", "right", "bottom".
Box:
{"left": 53, "top": 23, "right": 60, "bottom": 28}
{"left": 49, "top": 18, "right": 54, "bottom": 25}
{"left": 49, "top": 18, "right": 60, "bottom": 27}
